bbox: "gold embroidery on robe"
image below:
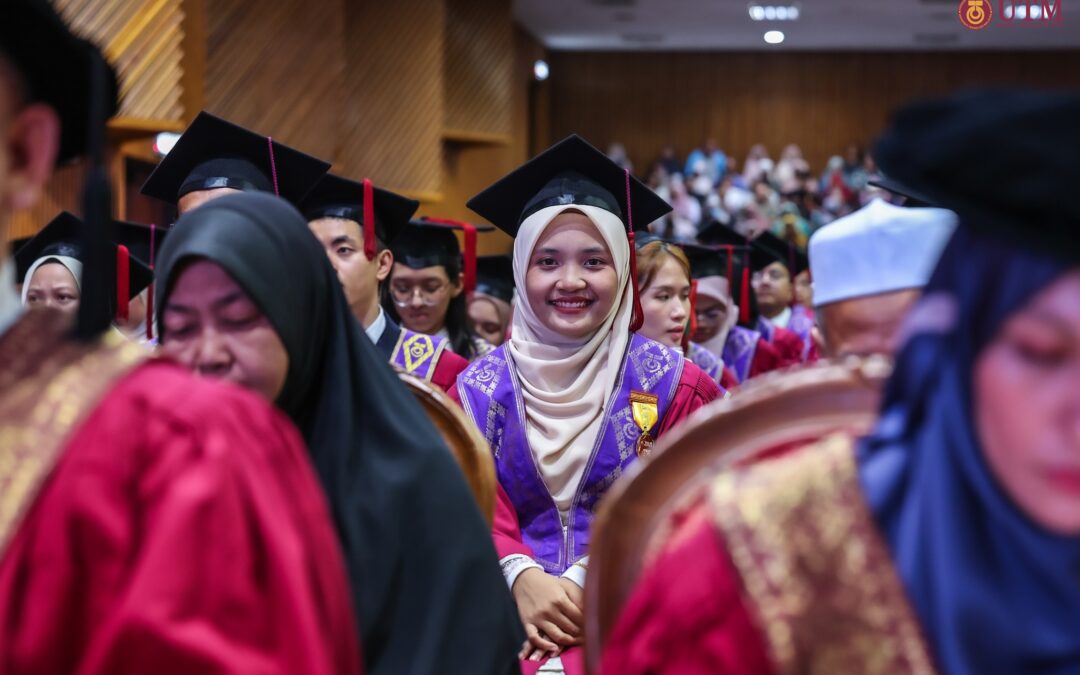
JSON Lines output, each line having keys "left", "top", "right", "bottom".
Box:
{"left": 710, "top": 434, "right": 937, "bottom": 675}
{"left": 0, "top": 311, "right": 147, "bottom": 557}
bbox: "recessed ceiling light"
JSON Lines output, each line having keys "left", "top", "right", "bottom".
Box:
{"left": 153, "top": 132, "right": 180, "bottom": 156}
{"left": 749, "top": 4, "right": 801, "bottom": 21}
{"left": 764, "top": 30, "right": 785, "bottom": 44}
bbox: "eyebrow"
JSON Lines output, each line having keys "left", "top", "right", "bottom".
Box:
{"left": 1015, "top": 309, "right": 1074, "bottom": 335}
{"left": 330, "top": 234, "right": 358, "bottom": 248}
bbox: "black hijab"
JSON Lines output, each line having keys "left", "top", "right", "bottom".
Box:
{"left": 155, "top": 193, "right": 523, "bottom": 675}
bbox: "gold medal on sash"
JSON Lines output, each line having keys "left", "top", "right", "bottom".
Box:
{"left": 629, "top": 390, "right": 659, "bottom": 458}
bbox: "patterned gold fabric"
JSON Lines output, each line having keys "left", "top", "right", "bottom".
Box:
{"left": 0, "top": 311, "right": 146, "bottom": 557}
{"left": 710, "top": 434, "right": 938, "bottom": 675}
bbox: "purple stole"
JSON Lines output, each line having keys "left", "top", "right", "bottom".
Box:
{"left": 788, "top": 305, "right": 815, "bottom": 360}
{"left": 390, "top": 329, "right": 450, "bottom": 382}
{"left": 722, "top": 326, "right": 761, "bottom": 384}
{"left": 457, "top": 334, "right": 684, "bottom": 573}
{"left": 687, "top": 342, "right": 721, "bottom": 382}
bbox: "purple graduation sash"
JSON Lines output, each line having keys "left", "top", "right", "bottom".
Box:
{"left": 789, "top": 305, "right": 815, "bottom": 360}
{"left": 687, "top": 342, "right": 722, "bottom": 382}
{"left": 458, "top": 333, "right": 684, "bottom": 573}
{"left": 722, "top": 325, "right": 761, "bottom": 384}
{"left": 390, "top": 329, "right": 450, "bottom": 382}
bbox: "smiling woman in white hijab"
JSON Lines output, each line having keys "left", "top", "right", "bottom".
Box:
{"left": 453, "top": 135, "right": 723, "bottom": 675}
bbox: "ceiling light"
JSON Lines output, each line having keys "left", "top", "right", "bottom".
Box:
{"left": 533, "top": 59, "right": 550, "bottom": 81}
{"left": 764, "top": 30, "right": 785, "bottom": 44}
{"left": 749, "top": 4, "right": 801, "bottom": 21}
{"left": 153, "top": 132, "right": 180, "bottom": 156}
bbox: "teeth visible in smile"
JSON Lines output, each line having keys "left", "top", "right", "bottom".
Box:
{"left": 552, "top": 300, "right": 589, "bottom": 308}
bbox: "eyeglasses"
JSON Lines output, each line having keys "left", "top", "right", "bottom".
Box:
{"left": 389, "top": 281, "right": 451, "bottom": 307}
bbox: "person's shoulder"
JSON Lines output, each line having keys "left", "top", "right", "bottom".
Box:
{"left": 437, "top": 346, "right": 469, "bottom": 374}
{"left": 678, "top": 359, "right": 723, "bottom": 399}
{"left": 112, "top": 359, "right": 280, "bottom": 424}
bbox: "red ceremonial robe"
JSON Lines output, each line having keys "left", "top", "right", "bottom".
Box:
{"left": 601, "top": 436, "right": 935, "bottom": 674}
{"left": 374, "top": 314, "right": 468, "bottom": 393}
{"left": 453, "top": 362, "right": 722, "bottom": 675}
{"left": 0, "top": 312, "right": 362, "bottom": 675}
{"left": 747, "top": 336, "right": 787, "bottom": 380}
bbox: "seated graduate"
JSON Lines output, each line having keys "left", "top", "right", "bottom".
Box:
{"left": 140, "top": 110, "right": 329, "bottom": 216}
{"left": 698, "top": 222, "right": 807, "bottom": 367}
{"left": 15, "top": 212, "right": 160, "bottom": 348}
{"left": 635, "top": 238, "right": 736, "bottom": 393}
{"left": 469, "top": 254, "right": 515, "bottom": 346}
{"left": 686, "top": 244, "right": 787, "bottom": 384}
{"left": 299, "top": 173, "right": 468, "bottom": 390}
{"left": 154, "top": 191, "right": 523, "bottom": 675}
{"left": 0, "top": 4, "right": 360, "bottom": 673}
{"left": 601, "top": 89, "right": 1080, "bottom": 675}
{"left": 454, "top": 135, "right": 723, "bottom": 674}
{"left": 809, "top": 197, "right": 956, "bottom": 358}
{"left": 386, "top": 217, "right": 495, "bottom": 361}
{"left": 748, "top": 231, "right": 817, "bottom": 362}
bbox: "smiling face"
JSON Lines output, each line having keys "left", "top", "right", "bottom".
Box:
{"left": 24, "top": 261, "right": 79, "bottom": 315}
{"left": 159, "top": 258, "right": 289, "bottom": 402}
{"left": 524, "top": 211, "right": 620, "bottom": 341}
{"left": 640, "top": 256, "right": 691, "bottom": 349}
{"left": 974, "top": 270, "right": 1080, "bottom": 535}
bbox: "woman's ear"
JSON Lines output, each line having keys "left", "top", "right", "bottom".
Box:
{"left": 2, "top": 103, "right": 60, "bottom": 213}
{"left": 449, "top": 273, "right": 464, "bottom": 298}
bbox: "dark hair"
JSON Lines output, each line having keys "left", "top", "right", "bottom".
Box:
{"left": 381, "top": 252, "right": 481, "bottom": 360}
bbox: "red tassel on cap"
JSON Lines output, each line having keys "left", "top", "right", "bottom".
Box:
{"left": 422, "top": 217, "right": 478, "bottom": 296}
{"left": 625, "top": 169, "right": 644, "bottom": 332}
{"left": 146, "top": 223, "right": 156, "bottom": 341}
{"left": 683, "top": 278, "right": 698, "bottom": 353}
{"left": 362, "top": 178, "right": 377, "bottom": 261}
{"left": 115, "top": 244, "right": 130, "bottom": 322}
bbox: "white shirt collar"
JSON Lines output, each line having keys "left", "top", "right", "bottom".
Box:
{"left": 365, "top": 307, "right": 388, "bottom": 344}
{"left": 770, "top": 306, "right": 792, "bottom": 329}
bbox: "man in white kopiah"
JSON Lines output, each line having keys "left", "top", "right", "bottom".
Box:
{"left": 810, "top": 198, "right": 956, "bottom": 358}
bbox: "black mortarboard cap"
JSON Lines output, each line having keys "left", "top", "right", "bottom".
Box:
{"left": 683, "top": 242, "right": 756, "bottom": 325}
{"left": 749, "top": 230, "right": 809, "bottom": 275}
{"left": 867, "top": 175, "right": 938, "bottom": 208}
{"left": 475, "top": 255, "right": 514, "bottom": 304}
{"left": 874, "top": 88, "right": 1080, "bottom": 263}
{"left": 300, "top": 174, "right": 419, "bottom": 247}
{"left": 392, "top": 218, "right": 495, "bottom": 294}
{"left": 140, "top": 111, "right": 331, "bottom": 206}
{"left": 112, "top": 221, "right": 169, "bottom": 268}
{"left": 1, "top": 0, "right": 119, "bottom": 163}
{"left": 466, "top": 134, "right": 671, "bottom": 237}
{"left": 14, "top": 212, "right": 154, "bottom": 299}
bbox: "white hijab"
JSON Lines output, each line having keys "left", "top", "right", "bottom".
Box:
{"left": 20, "top": 255, "right": 82, "bottom": 304}
{"left": 508, "top": 204, "right": 633, "bottom": 515}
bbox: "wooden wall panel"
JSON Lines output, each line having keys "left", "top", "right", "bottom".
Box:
{"left": 435, "top": 24, "right": 544, "bottom": 255}
{"left": 204, "top": 0, "right": 344, "bottom": 162}
{"left": 545, "top": 50, "right": 1080, "bottom": 176}
{"left": 339, "top": 0, "right": 445, "bottom": 198}
{"left": 56, "top": 0, "right": 185, "bottom": 121}
{"left": 444, "top": 0, "right": 513, "bottom": 137}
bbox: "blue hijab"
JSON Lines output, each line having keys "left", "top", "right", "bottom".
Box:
{"left": 858, "top": 224, "right": 1079, "bottom": 674}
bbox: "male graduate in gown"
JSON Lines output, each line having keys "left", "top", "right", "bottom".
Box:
{"left": 0, "top": 4, "right": 361, "bottom": 673}
{"left": 300, "top": 173, "right": 469, "bottom": 391}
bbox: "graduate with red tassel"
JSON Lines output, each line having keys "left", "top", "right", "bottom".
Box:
{"left": 449, "top": 134, "right": 722, "bottom": 675}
